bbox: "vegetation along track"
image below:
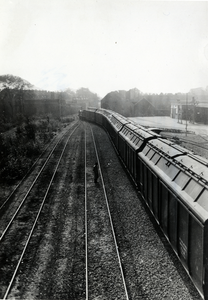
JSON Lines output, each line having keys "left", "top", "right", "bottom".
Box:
{"left": 0, "top": 122, "right": 79, "bottom": 299}
{"left": 0, "top": 120, "right": 79, "bottom": 210}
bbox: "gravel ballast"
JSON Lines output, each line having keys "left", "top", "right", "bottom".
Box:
{"left": 1, "top": 120, "right": 202, "bottom": 299}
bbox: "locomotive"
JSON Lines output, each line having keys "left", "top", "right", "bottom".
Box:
{"left": 80, "top": 107, "right": 208, "bottom": 299}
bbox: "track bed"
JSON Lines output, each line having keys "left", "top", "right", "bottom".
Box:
{"left": 0, "top": 121, "right": 201, "bottom": 299}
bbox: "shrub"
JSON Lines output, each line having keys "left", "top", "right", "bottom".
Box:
{"left": 0, "top": 116, "right": 61, "bottom": 183}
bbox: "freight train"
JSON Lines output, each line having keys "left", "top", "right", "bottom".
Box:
{"left": 80, "top": 107, "right": 208, "bottom": 299}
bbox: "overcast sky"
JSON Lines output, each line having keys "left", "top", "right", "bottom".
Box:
{"left": 0, "top": 0, "right": 208, "bottom": 97}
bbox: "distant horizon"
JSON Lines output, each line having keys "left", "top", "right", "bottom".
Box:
{"left": 0, "top": 73, "right": 207, "bottom": 99}
{"left": 0, "top": 1, "right": 207, "bottom": 98}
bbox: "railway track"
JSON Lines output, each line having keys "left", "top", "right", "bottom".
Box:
{"left": 84, "top": 123, "right": 129, "bottom": 299}
{"left": 0, "top": 123, "right": 79, "bottom": 299}
{"left": 0, "top": 120, "right": 201, "bottom": 299}
{"left": 180, "top": 137, "right": 208, "bottom": 150}
{"left": 0, "top": 121, "right": 79, "bottom": 211}
{"left": 169, "top": 135, "right": 208, "bottom": 149}
{"left": 162, "top": 133, "right": 208, "bottom": 159}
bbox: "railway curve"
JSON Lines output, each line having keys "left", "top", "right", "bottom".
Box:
{"left": 0, "top": 119, "right": 202, "bottom": 299}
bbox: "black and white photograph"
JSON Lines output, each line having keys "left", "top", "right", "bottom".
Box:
{"left": 0, "top": 0, "right": 208, "bottom": 299}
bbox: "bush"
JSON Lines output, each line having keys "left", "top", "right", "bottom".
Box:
{"left": 0, "top": 116, "right": 62, "bottom": 183}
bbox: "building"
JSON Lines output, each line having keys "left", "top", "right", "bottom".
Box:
{"left": 171, "top": 97, "right": 208, "bottom": 124}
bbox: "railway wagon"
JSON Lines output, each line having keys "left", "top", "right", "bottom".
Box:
{"left": 95, "top": 108, "right": 113, "bottom": 127}
{"left": 118, "top": 123, "right": 159, "bottom": 179}
{"left": 94, "top": 109, "right": 103, "bottom": 125}
{"left": 82, "top": 108, "right": 208, "bottom": 299}
{"left": 101, "top": 109, "right": 113, "bottom": 129}
{"left": 82, "top": 107, "right": 97, "bottom": 122}
{"left": 106, "top": 114, "right": 129, "bottom": 149}
{"left": 138, "top": 138, "right": 208, "bottom": 298}
{"left": 136, "top": 138, "right": 186, "bottom": 214}
{"left": 118, "top": 122, "right": 138, "bottom": 162}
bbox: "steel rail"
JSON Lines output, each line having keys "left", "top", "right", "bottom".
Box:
{"left": 90, "top": 125, "right": 130, "bottom": 300}
{"left": 2, "top": 124, "right": 79, "bottom": 300}
{"left": 0, "top": 120, "right": 79, "bottom": 212}
{"left": 0, "top": 124, "right": 79, "bottom": 241}
{"left": 179, "top": 138, "right": 208, "bottom": 150}
{"left": 162, "top": 133, "right": 208, "bottom": 150}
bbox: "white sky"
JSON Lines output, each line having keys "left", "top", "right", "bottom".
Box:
{"left": 0, "top": 0, "right": 208, "bottom": 97}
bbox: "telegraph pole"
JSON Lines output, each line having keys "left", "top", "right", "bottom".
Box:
{"left": 177, "top": 99, "right": 180, "bottom": 123}
{"left": 185, "top": 93, "right": 188, "bottom": 136}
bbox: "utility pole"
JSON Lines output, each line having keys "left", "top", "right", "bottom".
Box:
{"left": 177, "top": 99, "right": 180, "bottom": 123}
{"left": 192, "top": 97, "right": 195, "bottom": 124}
{"left": 192, "top": 96, "right": 199, "bottom": 124}
{"left": 185, "top": 93, "right": 188, "bottom": 136}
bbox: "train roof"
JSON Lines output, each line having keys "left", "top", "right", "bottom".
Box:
{"left": 139, "top": 140, "right": 208, "bottom": 221}
{"left": 96, "top": 108, "right": 113, "bottom": 114}
{"left": 123, "top": 122, "right": 139, "bottom": 131}
{"left": 109, "top": 113, "right": 129, "bottom": 131}
{"left": 144, "top": 138, "right": 186, "bottom": 159}
{"left": 119, "top": 123, "right": 158, "bottom": 151}
{"left": 174, "top": 155, "right": 208, "bottom": 184}
{"left": 173, "top": 154, "right": 208, "bottom": 217}
{"left": 87, "top": 107, "right": 97, "bottom": 112}
{"left": 95, "top": 108, "right": 111, "bottom": 118}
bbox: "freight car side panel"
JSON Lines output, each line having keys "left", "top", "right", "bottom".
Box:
{"left": 168, "top": 191, "right": 178, "bottom": 251}
{"left": 159, "top": 181, "right": 169, "bottom": 236}
{"left": 189, "top": 215, "right": 204, "bottom": 293}
{"left": 139, "top": 151, "right": 206, "bottom": 297}
{"left": 159, "top": 181, "right": 204, "bottom": 296}
{"left": 152, "top": 172, "right": 159, "bottom": 220}
{"left": 108, "top": 115, "right": 128, "bottom": 149}
{"left": 198, "top": 190, "right": 208, "bottom": 210}
{"left": 177, "top": 202, "right": 189, "bottom": 266}
{"left": 95, "top": 111, "right": 103, "bottom": 125}
{"left": 118, "top": 135, "right": 126, "bottom": 161}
